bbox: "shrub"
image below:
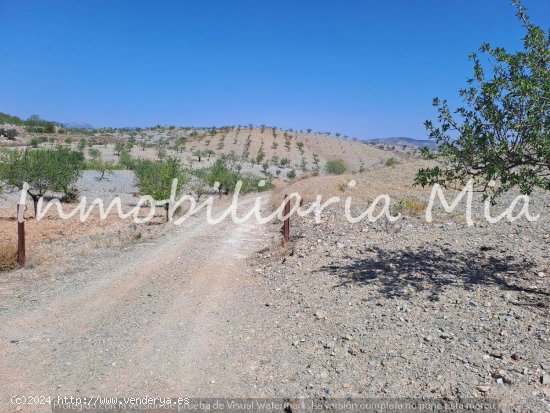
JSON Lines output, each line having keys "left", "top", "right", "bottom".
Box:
{"left": 29, "top": 137, "right": 42, "bottom": 148}
{"left": 192, "top": 150, "right": 204, "bottom": 161}
{"left": 287, "top": 169, "right": 296, "bottom": 179}
{"left": 0, "top": 243, "right": 17, "bottom": 271}
{"left": 325, "top": 158, "right": 348, "bottom": 175}
{"left": 205, "top": 159, "right": 239, "bottom": 193}
{"left": 25, "top": 124, "right": 55, "bottom": 134}
{"left": 394, "top": 199, "right": 428, "bottom": 217}
{"left": 134, "top": 157, "right": 185, "bottom": 221}
{"left": 385, "top": 157, "right": 398, "bottom": 167}
{"left": 201, "top": 159, "right": 273, "bottom": 195}
{"left": 0, "top": 128, "right": 18, "bottom": 140}
{"left": 256, "top": 148, "right": 265, "bottom": 164}
{"left": 114, "top": 142, "right": 125, "bottom": 156}
{"left": 239, "top": 177, "right": 274, "bottom": 193}
{"left": 118, "top": 149, "right": 136, "bottom": 169}
{"left": 156, "top": 146, "right": 168, "bottom": 160}
{"left": 77, "top": 139, "right": 87, "bottom": 152}
{"left": 87, "top": 148, "right": 100, "bottom": 159}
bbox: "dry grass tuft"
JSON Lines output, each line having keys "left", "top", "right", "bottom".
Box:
{"left": 394, "top": 198, "right": 429, "bottom": 216}
{"left": 0, "top": 242, "right": 17, "bottom": 271}
{"left": 336, "top": 182, "right": 348, "bottom": 192}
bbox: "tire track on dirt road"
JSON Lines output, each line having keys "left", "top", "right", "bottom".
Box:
{"left": 1, "top": 195, "right": 276, "bottom": 409}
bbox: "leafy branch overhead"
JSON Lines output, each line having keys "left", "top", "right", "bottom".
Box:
{"left": 416, "top": 0, "right": 549, "bottom": 199}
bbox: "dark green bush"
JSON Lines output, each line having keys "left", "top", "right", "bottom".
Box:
{"left": 325, "top": 158, "right": 348, "bottom": 175}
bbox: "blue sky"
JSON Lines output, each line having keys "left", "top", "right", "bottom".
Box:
{"left": 1, "top": 1, "right": 548, "bottom": 138}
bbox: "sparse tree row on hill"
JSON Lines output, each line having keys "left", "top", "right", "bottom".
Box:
{"left": 416, "top": 0, "right": 549, "bottom": 200}
{"left": 0, "top": 111, "right": 400, "bottom": 219}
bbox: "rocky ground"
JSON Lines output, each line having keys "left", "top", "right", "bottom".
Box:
{"left": 1, "top": 163, "right": 549, "bottom": 412}
{"left": 251, "top": 191, "right": 550, "bottom": 412}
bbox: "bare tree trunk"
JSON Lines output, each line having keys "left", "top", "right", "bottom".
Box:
{"left": 28, "top": 193, "right": 39, "bottom": 218}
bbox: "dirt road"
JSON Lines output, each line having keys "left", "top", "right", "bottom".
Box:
{"left": 0, "top": 196, "right": 289, "bottom": 411}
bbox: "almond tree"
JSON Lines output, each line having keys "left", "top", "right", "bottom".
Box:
{"left": 0, "top": 147, "right": 82, "bottom": 215}
{"left": 416, "top": 1, "right": 549, "bottom": 199}
{"left": 134, "top": 156, "right": 185, "bottom": 222}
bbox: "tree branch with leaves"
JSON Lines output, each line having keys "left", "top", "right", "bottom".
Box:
{"left": 416, "top": 0, "right": 549, "bottom": 200}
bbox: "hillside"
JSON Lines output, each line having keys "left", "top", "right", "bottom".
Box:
{"left": 365, "top": 136, "right": 439, "bottom": 150}
{"left": 0, "top": 120, "right": 422, "bottom": 177}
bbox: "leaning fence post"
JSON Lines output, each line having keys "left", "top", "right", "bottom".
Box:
{"left": 17, "top": 204, "right": 25, "bottom": 266}
{"left": 283, "top": 194, "right": 290, "bottom": 246}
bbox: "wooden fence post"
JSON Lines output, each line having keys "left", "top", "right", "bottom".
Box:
{"left": 17, "top": 204, "right": 25, "bottom": 266}
{"left": 283, "top": 194, "right": 290, "bottom": 246}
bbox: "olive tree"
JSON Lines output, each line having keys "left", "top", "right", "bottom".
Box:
{"left": 416, "top": 1, "right": 549, "bottom": 199}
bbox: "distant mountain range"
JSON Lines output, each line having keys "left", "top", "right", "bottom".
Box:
{"left": 365, "top": 137, "right": 438, "bottom": 150}
{"left": 63, "top": 121, "right": 94, "bottom": 129}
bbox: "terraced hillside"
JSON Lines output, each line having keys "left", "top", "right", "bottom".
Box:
{"left": 1, "top": 124, "right": 421, "bottom": 176}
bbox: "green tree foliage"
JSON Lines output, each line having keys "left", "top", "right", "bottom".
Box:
{"left": 87, "top": 159, "right": 117, "bottom": 181}
{"left": 86, "top": 148, "right": 115, "bottom": 180}
{"left": 118, "top": 149, "right": 136, "bottom": 170}
{"left": 175, "top": 136, "right": 187, "bottom": 153}
{"left": 0, "top": 146, "right": 83, "bottom": 215}
{"left": 88, "top": 148, "right": 101, "bottom": 160}
{"left": 325, "top": 158, "right": 348, "bottom": 175}
{"left": 0, "top": 112, "right": 56, "bottom": 133}
{"left": 47, "top": 146, "right": 83, "bottom": 200}
{"left": 0, "top": 112, "right": 24, "bottom": 125}
{"left": 134, "top": 157, "right": 185, "bottom": 221}
{"left": 202, "top": 159, "right": 272, "bottom": 196}
{"left": 29, "top": 137, "right": 43, "bottom": 148}
{"left": 192, "top": 150, "right": 204, "bottom": 162}
{"left": 255, "top": 147, "right": 265, "bottom": 164}
{"left": 205, "top": 159, "right": 239, "bottom": 195}
{"left": 127, "top": 137, "right": 135, "bottom": 152}
{"left": 114, "top": 142, "right": 125, "bottom": 156}
{"left": 385, "top": 157, "right": 398, "bottom": 167}
{"left": 416, "top": 1, "right": 549, "bottom": 199}
{"left": 156, "top": 146, "right": 167, "bottom": 160}
{"left": 77, "top": 139, "right": 87, "bottom": 152}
